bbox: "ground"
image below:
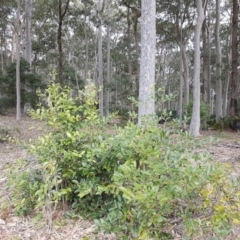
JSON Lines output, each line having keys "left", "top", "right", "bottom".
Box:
{"left": 1, "top": 115, "right": 240, "bottom": 240}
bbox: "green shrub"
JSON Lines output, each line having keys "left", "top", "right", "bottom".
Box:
{"left": 95, "top": 133, "right": 240, "bottom": 239}
{"left": 0, "top": 126, "right": 9, "bottom": 142}
{"left": 9, "top": 81, "right": 240, "bottom": 239}
{"left": 8, "top": 160, "right": 42, "bottom": 216}
{"left": 213, "top": 115, "right": 240, "bottom": 131}
{"left": 0, "top": 97, "right": 15, "bottom": 115}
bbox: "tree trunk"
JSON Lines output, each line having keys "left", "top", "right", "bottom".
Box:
{"left": 97, "top": 0, "right": 104, "bottom": 117}
{"left": 138, "top": 0, "right": 156, "bottom": 126}
{"left": 106, "top": 0, "right": 111, "bottom": 116}
{"left": 229, "top": 0, "right": 239, "bottom": 131}
{"left": 57, "top": 0, "right": 70, "bottom": 85}
{"left": 126, "top": 7, "right": 133, "bottom": 92}
{"left": 182, "top": 44, "right": 189, "bottom": 106}
{"left": 179, "top": 45, "right": 183, "bottom": 121}
{"left": 84, "top": 11, "right": 89, "bottom": 82}
{"left": 214, "top": 0, "right": 222, "bottom": 121}
{"left": 189, "top": 0, "right": 205, "bottom": 137}
{"left": 24, "top": 0, "right": 32, "bottom": 66}
{"left": 202, "top": 18, "right": 208, "bottom": 103}
{"left": 207, "top": 16, "right": 212, "bottom": 108}
{"left": 16, "top": 0, "right": 21, "bottom": 121}
{"left": 223, "top": 37, "right": 231, "bottom": 117}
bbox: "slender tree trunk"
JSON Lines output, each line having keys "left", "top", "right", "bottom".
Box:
{"left": 133, "top": 13, "right": 140, "bottom": 94}
{"left": 179, "top": 45, "right": 183, "bottom": 121}
{"left": 24, "top": 0, "right": 32, "bottom": 66}
{"left": 229, "top": 0, "right": 239, "bottom": 131}
{"left": 97, "top": 0, "right": 104, "bottom": 117}
{"left": 182, "top": 44, "right": 189, "bottom": 106}
{"left": 207, "top": 16, "right": 212, "bottom": 107}
{"left": 214, "top": 0, "right": 222, "bottom": 120}
{"left": 189, "top": 0, "right": 205, "bottom": 137}
{"left": 57, "top": 0, "right": 70, "bottom": 85}
{"left": 223, "top": 46, "right": 231, "bottom": 117}
{"left": 202, "top": 18, "right": 208, "bottom": 103}
{"left": 16, "top": 0, "right": 21, "bottom": 121}
{"left": 126, "top": 7, "right": 133, "bottom": 92}
{"left": 106, "top": 0, "right": 111, "bottom": 116}
{"left": 11, "top": 27, "right": 16, "bottom": 63}
{"left": 138, "top": 0, "right": 156, "bottom": 126}
{"left": 84, "top": 11, "right": 89, "bottom": 82}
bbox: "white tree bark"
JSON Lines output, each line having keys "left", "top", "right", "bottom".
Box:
{"left": 138, "top": 0, "right": 156, "bottom": 126}
{"left": 214, "top": 0, "right": 222, "bottom": 120}
{"left": 189, "top": 0, "right": 205, "bottom": 136}
{"left": 179, "top": 45, "right": 183, "bottom": 121}
{"left": 16, "top": 0, "right": 21, "bottom": 121}
{"left": 223, "top": 38, "right": 231, "bottom": 117}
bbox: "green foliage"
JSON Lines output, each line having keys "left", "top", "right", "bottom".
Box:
{"left": 0, "top": 97, "right": 14, "bottom": 115}
{"left": 95, "top": 134, "right": 240, "bottom": 239}
{"left": 213, "top": 115, "right": 240, "bottom": 131}
{"left": 8, "top": 159, "right": 42, "bottom": 216}
{"left": 9, "top": 81, "right": 240, "bottom": 239}
{"left": 0, "top": 59, "right": 46, "bottom": 112}
{"left": 0, "top": 126, "right": 9, "bottom": 142}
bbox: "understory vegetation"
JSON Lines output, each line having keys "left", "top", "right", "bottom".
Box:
{"left": 8, "top": 83, "right": 240, "bottom": 239}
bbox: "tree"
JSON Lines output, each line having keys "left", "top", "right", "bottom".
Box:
{"left": 57, "top": 0, "right": 70, "bottom": 85}
{"left": 24, "top": 0, "right": 32, "bottom": 66}
{"left": 215, "top": 0, "right": 222, "bottom": 120}
{"left": 16, "top": 0, "right": 21, "bottom": 121}
{"left": 189, "top": 0, "right": 205, "bottom": 136}
{"left": 97, "top": 0, "right": 104, "bottom": 117}
{"left": 138, "top": 0, "right": 156, "bottom": 125}
{"left": 229, "top": 0, "right": 238, "bottom": 130}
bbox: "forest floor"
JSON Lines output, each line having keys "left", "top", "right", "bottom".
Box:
{"left": 1, "top": 115, "right": 240, "bottom": 240}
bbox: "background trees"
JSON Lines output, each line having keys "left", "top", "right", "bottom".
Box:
{"left": 0, "top": 0, "right": 239, "bottom": 130}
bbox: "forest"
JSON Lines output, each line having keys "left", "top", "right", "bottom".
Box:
{"left": 1, "top": 0, "right": 240, "bottom": 239}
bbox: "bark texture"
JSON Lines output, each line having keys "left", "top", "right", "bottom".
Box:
{"left": 189, "top": 0, "right": 205, "bottom": 136}
{"left": 24, "top": 0, "right": 32, "bottom": 65}
{"left": 229, "top": 0, "right": 239, "bottom": 131}
{"left": 16, "top": 0, "right": 21, "bottom": 121}
{"left": 215, "top": 0, "right": 222, "bottom": 120}
{"left": 138, "top": 0, "right": 156, "bottom": 126}
{"left": 97, "top": 0, "right": 104, "bottom": 118}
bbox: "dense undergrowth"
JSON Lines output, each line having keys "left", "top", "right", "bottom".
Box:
{"left": 8, "top": 82, "right": 240, "bottom": 239}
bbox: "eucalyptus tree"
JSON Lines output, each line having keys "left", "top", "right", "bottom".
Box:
{"left": 189, "top": 0, "right": 205, "bottom": 137}
{"left": 57, "top": 0, "right": 70, "bottom": 85}
{"left": 138, "top": 0, "right": 156, "bottom": 126}
{"left": 24, "top": 0, "right": 32, "bottom": 66}
{"left": 16, "top": 0, "right": 21, "bottom": 121}
{"left": 214, "top": 0, "right": 222, "bottom": 120}
{"left": 229, "top": 0, "right": 238, "bottom": 130}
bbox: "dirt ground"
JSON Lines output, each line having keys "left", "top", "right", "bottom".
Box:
{"left": 1, "top": 115, "right": 240, "bottom": 240}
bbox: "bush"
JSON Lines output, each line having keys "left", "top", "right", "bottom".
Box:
{"left": 0, "top": 97, "right": 15, "bottom": 115}
{"left": 0, "top": 126, "right": 9, "bottom": 142}
{"left": 9, "top": 82, "right": 240, "bottom": 239}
